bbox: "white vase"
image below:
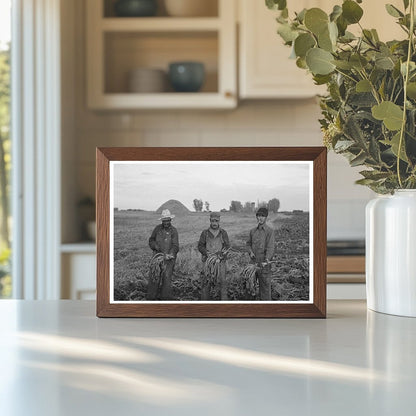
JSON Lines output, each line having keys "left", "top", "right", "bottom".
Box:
{"left": 366, "top": 190, "right": 416, "bottom": 317}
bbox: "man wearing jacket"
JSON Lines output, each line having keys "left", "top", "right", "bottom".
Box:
{"left": 147, "top": 209, "right": 179, "bottom": 300}
{"left": 198, "top": 212, "right": 230, "bottom": 300}
{"left": 246, "top": 207, "right": 275, "bottom": 300}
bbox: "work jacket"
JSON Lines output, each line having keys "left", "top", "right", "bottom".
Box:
{"left": 198, "top": 228, "right": 230, "bottom": 257}
{"left": 149, "top": 224, "right": 179, "bottom": 257}
{"left": 246, "top": 224, "right": 275, "bottom": 262}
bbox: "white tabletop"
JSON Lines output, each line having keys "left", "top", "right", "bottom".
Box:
{"left": 0, "top": 300, "right": 415, "bottom": 416}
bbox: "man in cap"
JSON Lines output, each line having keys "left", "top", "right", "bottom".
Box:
{"left": 147, "top": 209, "right": 179, "bottom": 300}
{"left": 198, "top": 212, "right": 230, "bottom": 300}
{"left": 246, "top": 207, "right": 275, "bottom": 300}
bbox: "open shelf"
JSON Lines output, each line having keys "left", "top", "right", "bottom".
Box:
{"left": 86, "top": 0, "right": 236, "bottom": 109}
{"left": 104, "top": 31, "right": 218, "bottom": 94}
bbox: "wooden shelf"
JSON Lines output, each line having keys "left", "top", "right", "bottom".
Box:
{"left": 101, "top": 17, "right": 221, "bottom": 32}
{"left": 89, "top": 92, "right": 235, "bottom": 110}
{"left": 61, "top": 242, "right": 96, "bottom": 253}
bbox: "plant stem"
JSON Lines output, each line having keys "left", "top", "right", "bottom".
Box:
{"left": 334, "top": 68, "right": 358, "bottom": 84}
{"left": 358, "top": 69, "right": 381, "bottom": 104}
{"left": 397, "top": 0, "right": 415, "bottom": 188}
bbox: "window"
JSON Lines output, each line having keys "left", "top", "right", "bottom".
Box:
{"left": 0, "top": 0, "right": 11, "bottom": 298}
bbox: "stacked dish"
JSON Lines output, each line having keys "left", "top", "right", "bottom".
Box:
{"left": 128, "top": 68, "right": 167, "bottom": 93}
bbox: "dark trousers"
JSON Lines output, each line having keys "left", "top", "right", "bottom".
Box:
{"left": 201, "top": 261, "right": 228, "bottom": 300}
{"left": 257, "top": 266, "right": 272, "bottom": 300}
{"left": 146, "top": 259, "right": 174, "bottom": 300}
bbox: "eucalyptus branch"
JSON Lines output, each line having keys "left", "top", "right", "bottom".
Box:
{"left": 393, "top": 85, "right": 404, "bottom": 104}
{"left": 334, "top": 69, "right": 360, "bottom": 88}
{"left": 358, "top": 69, "right": 381, "bottom": 104}
{"left": 397, "top": 0, "right": 415, "bottom": 188}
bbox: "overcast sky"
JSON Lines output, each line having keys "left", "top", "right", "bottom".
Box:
{"left": 112, "top": 161, "right": 311, "bottom": 212}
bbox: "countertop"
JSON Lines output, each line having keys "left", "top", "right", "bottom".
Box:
{"left": 0, "top": 300, "right": 415, "bottom": 415}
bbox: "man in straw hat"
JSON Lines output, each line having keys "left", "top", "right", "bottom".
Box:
{"left": 147, "top": 209, "right": 179, "bottom": 300}
{"left": 198, "top": 212, "right": 230, "bottom": 300}
{"left": 246, "top": 207, "right": 275, "bottom": 300}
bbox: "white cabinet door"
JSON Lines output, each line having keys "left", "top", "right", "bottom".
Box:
{"left": 238, "top": 0, "right": 403, "bottom": 99}
{"left": 239, "top": 0, "right": 326, "bottom": 99}
{"left": 61, "top": 253, "right": 96, "bottom": 300}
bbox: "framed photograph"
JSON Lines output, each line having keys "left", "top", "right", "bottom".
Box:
{"left": 96, "top": 147, "right": 327, "bottom": 318}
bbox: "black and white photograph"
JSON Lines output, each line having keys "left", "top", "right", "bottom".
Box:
{"left": 109, "top": 161, "right": 313, "bottom": 303}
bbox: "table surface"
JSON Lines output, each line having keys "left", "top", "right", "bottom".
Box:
{"left": 0, "top": 300, "right": 415, "bottom": 416}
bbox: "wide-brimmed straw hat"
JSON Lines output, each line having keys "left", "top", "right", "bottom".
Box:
{"left": 159, "top": 209, "right": 175, "bottom": 220}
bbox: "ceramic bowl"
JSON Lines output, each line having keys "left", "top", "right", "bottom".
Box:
{"left": 114, "top": 0, "right": 158, "bottom": 17}
{"left": 168, "top": 62, "right": 205, "bottom": 92}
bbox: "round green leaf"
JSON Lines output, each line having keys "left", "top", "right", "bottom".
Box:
{"left": 296, "top": 57, "right": 308, "bottom": 69}
{"left": 304, "top": 8, "right": 328, "bottom": 35}
{"left": 294, "top": 33, "right": 316, "bottom": 58}
{"left": 371, "top": 101, "right": 404, "bottom": 131}
{"left": 330, "top": 5, "right": 342, "bottom": 22}
{"left": 277, "top": 23, "right": 298, "bottom": 43}
{"left": 385, "top": 4, "right": 403, "bottom": 18}
{"left": 387, "top": 132, "right": 408, "bottom": 162}
{"left": 305, "top": 48, "right": 335, "bottom": 75}
{"left": 342, "top": 0, "right": 363, "bottom": 24}
{"left": 407, "top": 82, "right": 416, "bottom": 99}
{"left": 375, "top": 56, "right": 395, "bottom": 70}
{"left": 318, "top": 28, "right": 334, "bottom": 52}
{"left": 356, "top": 80, "right": 372, "bottom": 92}
{"left": 266, "top": 0, "right": 287, "bottom": 11}
{"left": 328, "top": 21, "right": 338, "bottom": 43}
{"left": 350, "top": 54, "right": 368, "bottom": 70}
{"left": 333, "top": 60, "right": 352, "bottom": 70}
{"left": 296, "top": 8, "right": 307, "bottom": 23}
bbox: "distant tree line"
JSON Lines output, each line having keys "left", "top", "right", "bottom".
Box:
{"left": 192, "top": 198, "right": 280, "bottom": 213}
{"left": 230, "top": 198, "right": 280, "bottom": 213}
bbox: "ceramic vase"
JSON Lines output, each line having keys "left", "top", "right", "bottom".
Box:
{"left": 366, "top": 189, "right": 416, "bottom": 317}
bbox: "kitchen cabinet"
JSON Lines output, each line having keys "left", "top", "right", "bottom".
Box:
{"left": 238, "top": 0, "right": 404, "bottom": 99}
{"left": 86, "top": 0, "right": 237, "bottom": 109}
{"left": 61, "top": 244, "right": 96, "bottom": 300}
{"left": 238, "top": 0, "right": 325, "bottom": 99}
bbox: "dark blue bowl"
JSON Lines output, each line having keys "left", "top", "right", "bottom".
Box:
{"left": 114, "top": 0, "right": 157, "bottom": 17}
{"left": 168, "top": 62, "right": 205, "bottom": 92}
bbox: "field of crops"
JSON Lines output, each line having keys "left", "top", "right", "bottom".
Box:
{"left": 113, "top": 210, "right": 310, "bottom": 301}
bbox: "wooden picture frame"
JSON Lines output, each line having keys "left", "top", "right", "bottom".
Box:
{"left": 96, "top": 147, "right": 327, "bottom": 318}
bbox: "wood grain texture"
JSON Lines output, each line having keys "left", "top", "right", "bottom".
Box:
{"left": 96, "top": 147, "right": 327, "bottom": 318}
{"left": 96, "top": 148, "right": 110, "bottom": 317}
